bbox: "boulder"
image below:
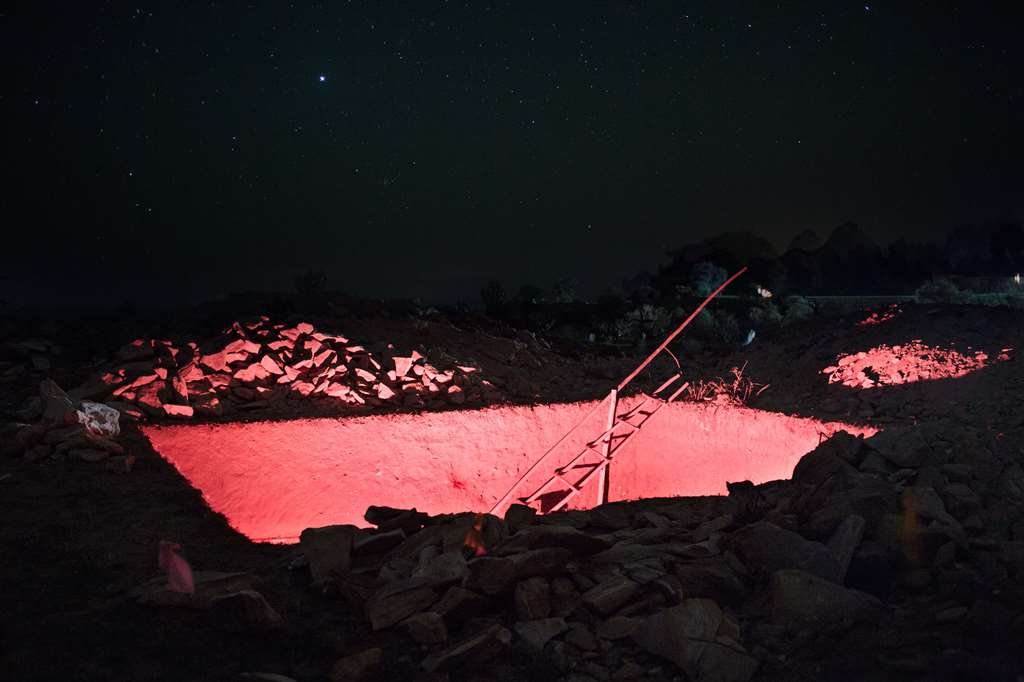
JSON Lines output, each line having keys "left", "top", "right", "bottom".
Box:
{"left": 768, "top": 569, "right": 883, "bottom": 633}
{"left": 513, "top": 576, "right": 551, "bottom": 620}
{"left": 421, "top": 624, "right": 512, "bottom": 673}
{"left": 364, "top": 578, "right": 438, "bottom": 630}
{"left": 299, "top": 525, "right": 358, "bottom": 582}
{"left": 674, "top": 557, "right": 747, "bottom": 605}
{"left": 514, "top": 617, "right": 567, "bottom": 653}
{"left": 463, "top": 556, "right": 517, "bottom": 594}
{"left": 432, "top": 586, "right": 488, "bottom": 624}
{"left": 725, "top": 522, "right": 842, "bottom": 583}
{"left": 827, "top": 514, "right": 865, "bottom": 583}
{"left": 632, "top": 599, "right": 758, "bottom": 682}
{"left": 411, "top": 550, "right": 467, "bottom": 586}
{"left": 403, "top": 611, "right": 448, "bottom": 644}
{"left": 581, "top": 576, "right": 643, "bottom": 616}
{"left": 495, "top": 524, "right": 613, "bottom": 557}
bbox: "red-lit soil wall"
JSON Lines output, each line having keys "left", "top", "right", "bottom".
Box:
{"left": 142, "top": 398, "right": 874, "bottom": 543}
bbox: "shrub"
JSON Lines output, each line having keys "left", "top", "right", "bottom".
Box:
{"left": 747, "top": 302, "right": 782, "bottom": 327}
{"left": 915, "top": 278, "right": 967, "bottom": 304}
{"left": 782, "top": 295, "right": 814, "bottom": 323}
{"left": 690, "top": 262, "right": 728, "bottom": 297}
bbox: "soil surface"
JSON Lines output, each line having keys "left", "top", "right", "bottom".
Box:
{"left": 1, "top": 301, "right": 1022, "bottom": 681}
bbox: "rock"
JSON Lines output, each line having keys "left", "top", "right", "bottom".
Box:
{"left": 411, "top": 550, "right": 467, "bottom": 586}
{"left": 353, "top": 528, "right": 406, "bottom": 556}
{"left": 581, "top": 576, "right": 643, "bottom": 616}
{"left": 792, "top": 439, "right": 861, "bottom": 487}
{"left": 421, "top": 624, "right": 512, "bottom": 673}
{"left": 365, "top": 578, "right": 438, "bottom": 630}
{"left": 941, "top": 483, "right": 982, "bottom": 520}
{"left": 460, "top": 555, "right": 516, "bottom": 595}
{"left": 768, "top": 569, "right": 882, "bottom": 633}
{"left": 508, "top": 547, "right": 573, "bottom": 579}
{"left": 329, "top": 648, "right": 382, "bottom": 682}
{"left": 364, "top": 505, "right": 430, "bottom": 534}
{"left": 162, "top": 404, "right": 194, "bottom": 418}
{"left": 725, "top": 522, "right": 842, "bottom": 583}
{"left": 694, "top": 514, "right": 734, "bottom": 542}
{"left": 674, "top": 557, "right": 747, "bottom": 605}
{"left": 632, "top": 599, "right": 758, "bottom": 682}
{"left": 564, "top": 623, "right": 598, "bottom": 651}
{"left": 432, "top": 586, "right": 488, "bottom": 624}
{"left": 514, "top": 576, "right": 551, "bottom": 620}
{"left": 55, "top": 433, "right": 123, "bottom": 455}
{"left": 827, "top": 514, "right": 865, "bottom": 582}
{"left": 597, "top": 615, "right": 641, "bottom": 640}
{"left": 504, "top": 503, "right": 538, "bottom": 533}
{"left": 496, "top": 525, "right": 613, "bottom": 557}
{"left": 73, "top": 448, "right": 109, "bottom": 462}
{"left": 210, "top": 590, "right": 283, "bottom": 629}
{"left": 132, "top": 571, "right": 257, "bottom": 608}
{"left": 259, "top": 355, "right": 284, "bottom": 375}
{"left": 550, "top": 576, "right": 581, "bottom": 617}
{"left": 869, "top": 427, "right": 932, "bottom": 468}
{"left": 299, "top": 525, "right": 358, "bottom": 583}
{"left": 514, "top": 617, "right": 567, "bottom": 653}
{"left": 403, "top": 611, "right": 448, "bottom": 644}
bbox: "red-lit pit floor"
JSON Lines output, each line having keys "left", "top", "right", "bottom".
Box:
{"left": 142, "top": 398, "right": 876, "bottom": 543}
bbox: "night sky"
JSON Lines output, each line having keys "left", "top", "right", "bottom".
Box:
{"left": 5, "top": 2, "right": 1022, "bottom": 306}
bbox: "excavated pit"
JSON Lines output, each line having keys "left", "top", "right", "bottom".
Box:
{"left": 142, "top": 397, "right": 876, "bottom": 543}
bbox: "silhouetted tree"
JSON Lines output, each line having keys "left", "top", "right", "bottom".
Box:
{"left": 480, "top": 280, "right": 506, "bottom": 313}
{"left": 689, "top": 262, "right": 728, "bottom": 297}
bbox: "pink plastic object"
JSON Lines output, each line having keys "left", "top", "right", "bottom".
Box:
{"left": 158, "top": 540, "right": 195, "bottom": 594}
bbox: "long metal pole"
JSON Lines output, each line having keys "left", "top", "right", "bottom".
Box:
{"left": 596, "top": 388, "right": 617, "bottom": 506}
{"left": 616, "top": 266, "right": 747, "bottom": 392}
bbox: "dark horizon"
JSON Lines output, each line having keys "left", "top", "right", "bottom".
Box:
{"left": 4, "top": 2, "right": 1022, "bottom": 307}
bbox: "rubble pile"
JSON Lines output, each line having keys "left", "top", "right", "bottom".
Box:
{"left": 821, "top": 340, "right": 1009, "bottom": 389}
{"left": 183, "top": 427, "right": 1019, "bottom": 680}
{"left": 3, "top": 379, "right": 135, "bottom": 469}
{"left": 65, "top": 317, "right": 503, "bottom": 421}
{"left": 857, "top": 304, "right": 902, "bottom": 327}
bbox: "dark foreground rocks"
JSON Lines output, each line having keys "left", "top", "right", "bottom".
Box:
{"left": 235, "top": 425, "right": 1023, "bottom": 681}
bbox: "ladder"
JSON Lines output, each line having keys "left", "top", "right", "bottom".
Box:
{"left": 488, "top": 266, "right": 748, "bottom": 517}
{"left": 520, "top": 373, "right": 690, "bottom": 513}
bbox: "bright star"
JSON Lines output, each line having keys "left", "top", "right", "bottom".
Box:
{"left": 318, "top": 74, "right": 326, "bottom": 82}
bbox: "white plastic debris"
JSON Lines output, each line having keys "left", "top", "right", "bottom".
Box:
{"left": 75, "top": 401, "right": 121, "bottom": 438}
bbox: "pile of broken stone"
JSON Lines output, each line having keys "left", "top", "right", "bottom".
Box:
{"left": 821, "top": 340, "right": 1010, "bottom": 389}
{"left": 136, "top": 427, "right": 1024, "bottom": 681}
{"left": 59, "top": 317, "right": 503, "bottom": 421}
{"left": 4, "top": 379, "right": 134, "bottom": 469}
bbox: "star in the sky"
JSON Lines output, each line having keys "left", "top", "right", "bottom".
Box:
{"left": 318, "top": 74, "right": 326, "bottom": 82}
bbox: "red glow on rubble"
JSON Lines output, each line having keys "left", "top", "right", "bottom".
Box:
{"left": 857, "top": 304, "right": 901, "bottom": 326}
{"left": 822, "top": 341, "right": 1010, "bottom": 388}
{"left": 142, "top": 398, "right": 874, "bottom": 543}
{"left": 463, "top": 513, "right": 488, "bottom": 556}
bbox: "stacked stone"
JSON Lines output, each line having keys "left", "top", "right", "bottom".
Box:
{"left": 67, "top": 317, "right": 503, "bottom": 420}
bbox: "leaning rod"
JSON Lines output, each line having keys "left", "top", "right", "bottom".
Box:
{"left": 487, "top": 266, "right": 746, "bottom": 516}
{"left": 615, "top": 266, "right": 747, "bottom": 392}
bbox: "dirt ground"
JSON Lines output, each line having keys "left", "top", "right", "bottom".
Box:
{"left": 1, "top": 302, "right": 1022, "bottom": 681}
